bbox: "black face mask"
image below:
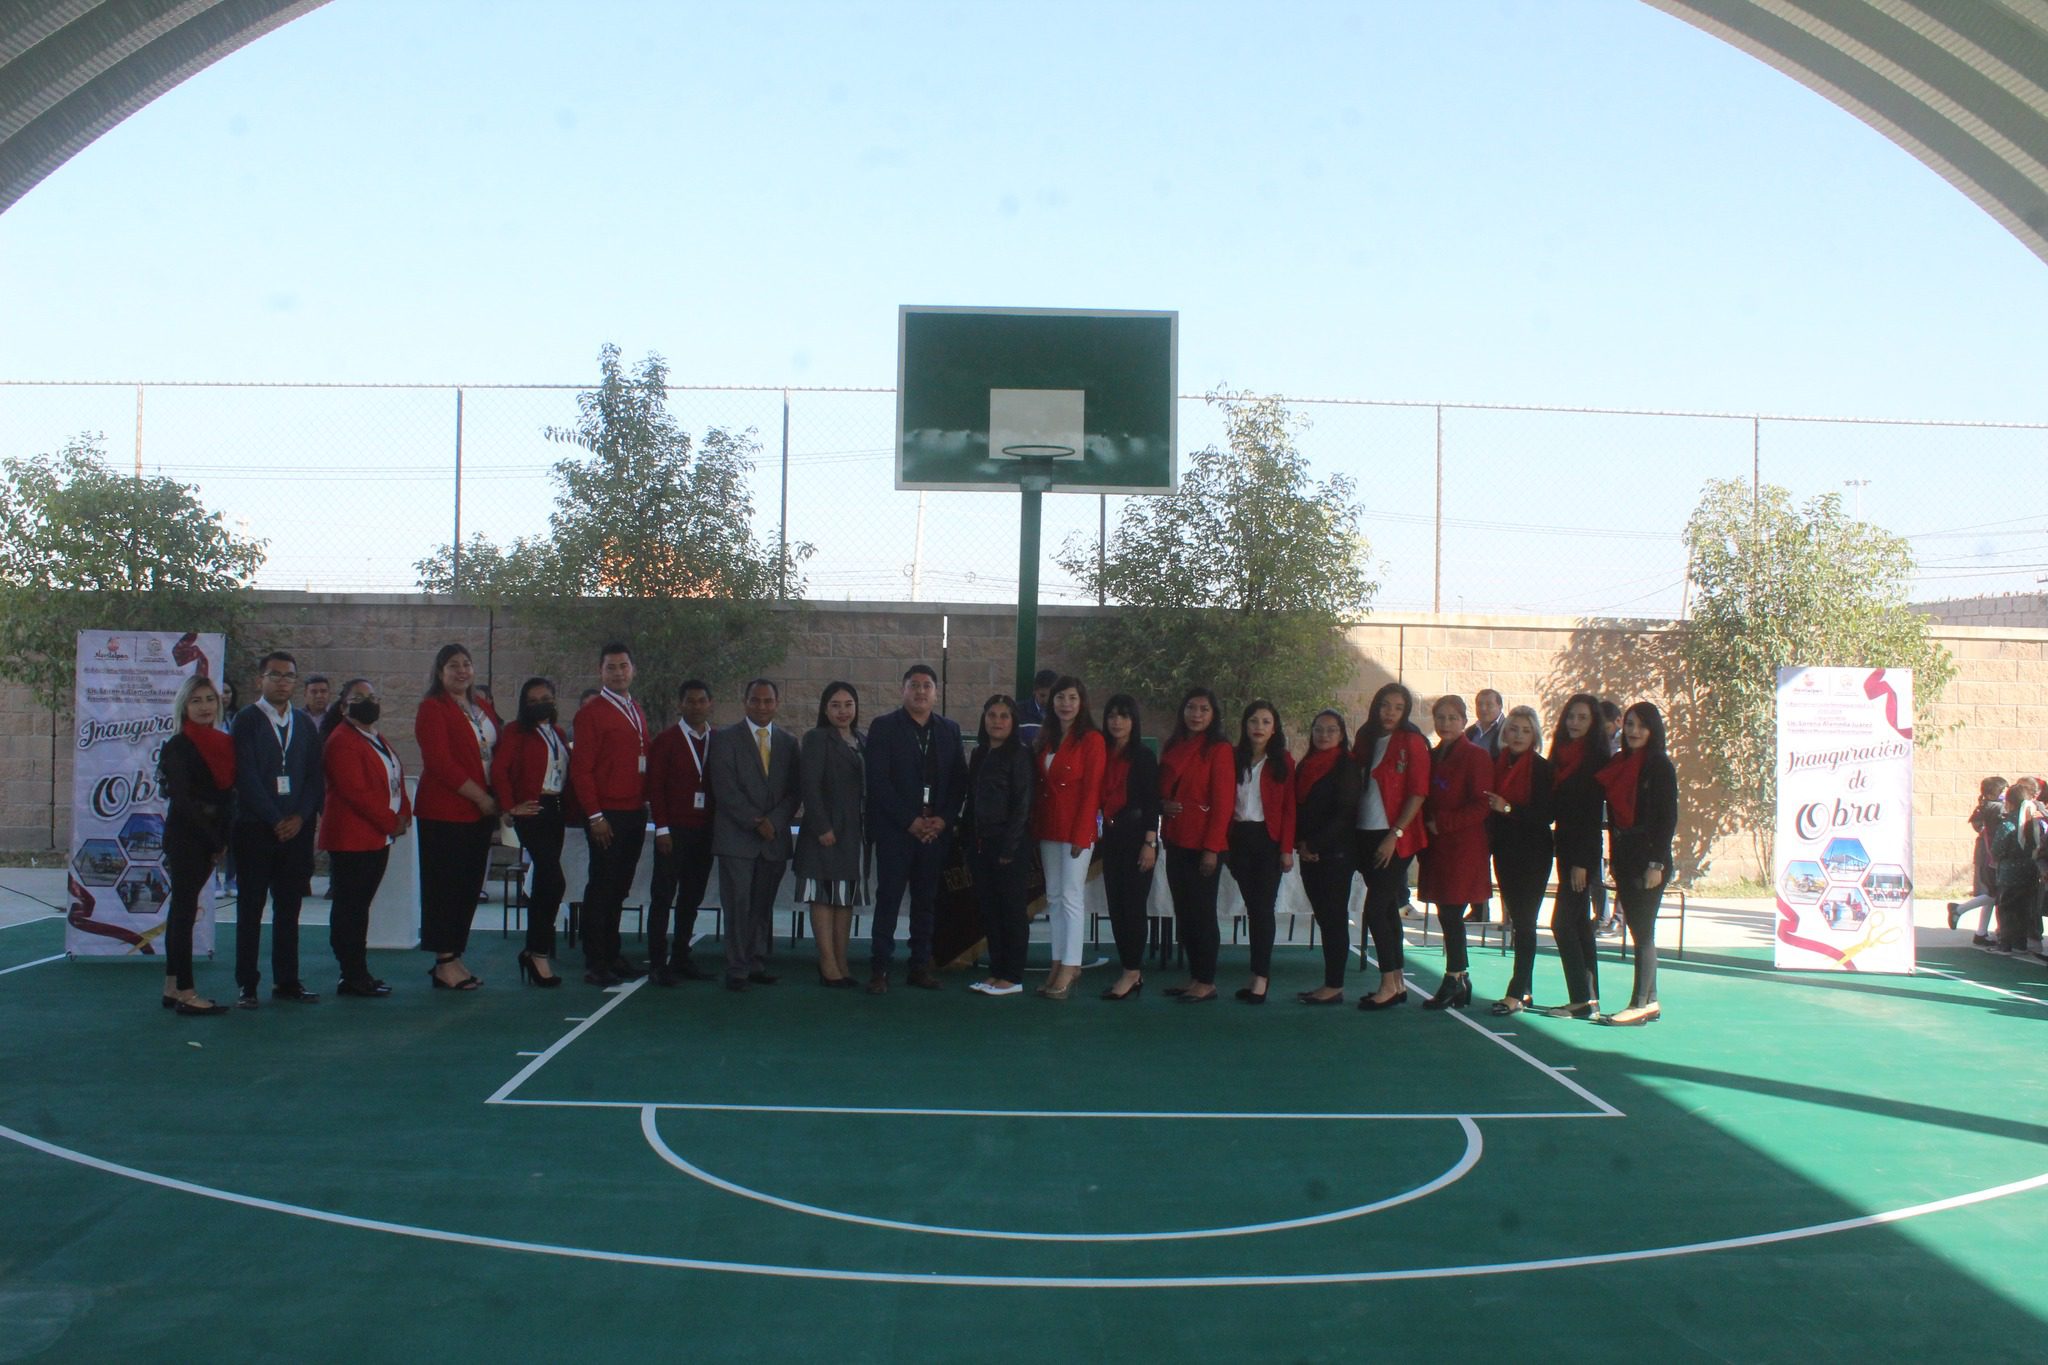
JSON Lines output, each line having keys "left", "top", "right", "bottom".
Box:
{"left": 522, "top": 701, "right": 557, "bottom": 727}
{"left": 346, "top": 698, "right": 381, "bottom": 726}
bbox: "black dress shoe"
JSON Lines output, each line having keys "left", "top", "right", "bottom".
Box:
{"left": 1173, "top": 989, "right": 1218, "bottom": 1004}
{"left": 336, "top": 978, "right": 392, "bottom": 998}
{"left": 725, "top": 976, "right": 750, "bottom": 992}
{"left": 1297, "top": 991, "right": 1345, "bottom": 1006}
{"left": 272, "top": 983, "right": 320, "bottom": 1003}
{"left": 1423, "top": 975, "right": 1472, "bottom": 1011}
{"left": 174, "top": 998, "right": 231, "bottom": 1016}
{"left": 866, "top": 974, "right": 890, "bottom": 995}
{"left": 610, "top": 959, "right": 646, "bottom": 981}
{"left": 1358, "top": 990, "right": 1409, "bottom": 1011}
{"left": 649, "top": 964, "right": 679, "bottom": 988}
{"left": 236, "top": 990, "right": 260, "bottom": 1010}
{"left": 1235, "top": 987, "right": 1267, "bottom": 1004}
{"left": 673, "top": 959, "right": 716, "bottom": 982}
{"left": 907, "top": 966, "right": 942, "bottom": 990}
{"left": 746, "top": 970, "right": 779, "bottom": 986}
{"left": 583, "top": 968, "right": 619, "bottom": 987}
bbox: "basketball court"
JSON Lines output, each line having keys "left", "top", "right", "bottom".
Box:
{"left": 4, "top": 888, "right": 2045, "bottom": 1359}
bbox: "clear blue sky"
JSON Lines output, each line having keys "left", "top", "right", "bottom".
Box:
{"left": 2, "top": 0, "right": 2044, "bottom": 609}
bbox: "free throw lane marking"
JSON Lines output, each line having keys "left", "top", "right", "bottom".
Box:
{"left": 642, "top": 1107, "right": 1481, "bottom": 1242}
{"left": 3, "top": 1121, "right": 2046, "bottom": 1288}
{"left": 0, "top": 953, "right": 65, "bottom": 977}
{"left": 485, "top": 977, "right": 645, "bottom": 1104}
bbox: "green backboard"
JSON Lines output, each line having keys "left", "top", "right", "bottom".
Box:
{"left": 896, "top": 306, "right": 1178, "bottom": 493}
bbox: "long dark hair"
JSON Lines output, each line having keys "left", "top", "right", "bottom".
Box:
{"left": 1168, "top": 686, "right": 1226, "bottom": 750}
{"left": 1548, "top": 691, "right": 1612, "bottom": 767}
{"left": 970, "top": 693, "right": 1021, "bottom": 781}
{"left": 1353, "top": 682, "right": 1420, "bottom": 763}
{"left": 1035, "top": 675, "right": 1096, "bottom": 754}
{"left": 816, "top": 680, "right": 860, "bottom": 731}
{"left": 1622, "top": 701, "right": 1669, "bottom": 761}
{"left": 320, "top": 677, "right": 371, "bottom": 741}
{"left": 425, "top": 643, "right": 473, "bottom": 701}
{"left": 1235, "top": 699, "right": 1294, "bottom": 781}
{"left": 1101, "top": 693, "right": 1143, "bottom": 754}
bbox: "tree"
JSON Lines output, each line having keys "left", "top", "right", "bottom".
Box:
{"left": 414, "top": 345, "right": 810, "bottom": 719}
{"left": 1053, "top": 390, "right": 1376, "bottom": 724}
{"left": 0, "top": 435, "right": 268, "bottom": 708}
{"left": 1680, "top": 477, "right": 1954, "bottom": 869}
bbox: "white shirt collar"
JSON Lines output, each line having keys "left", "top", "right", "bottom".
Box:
{"left": 746, "top": 717, "right": 773, "bottom": 739}
{"left": 262, "top": 698, "right": 292, "bottom": 724}
{"left": 680, "top": 720, "right": 708, "bottom": 739}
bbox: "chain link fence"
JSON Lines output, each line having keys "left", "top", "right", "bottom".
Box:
{"left": 1, "top": 380, "right": 2042, "bottom": 615}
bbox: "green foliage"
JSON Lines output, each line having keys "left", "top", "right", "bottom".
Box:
{"left": 1680, "top": 478, "right": 1955, "bottom": 865}
{"left": 414, "top": 346, "right": 811, "bottom": 721}
{"left": 1053, "top": 390, "right": 1376, "bottom": 724}
{"left": 0, "top": 435, "right": 267, "bottom": 708}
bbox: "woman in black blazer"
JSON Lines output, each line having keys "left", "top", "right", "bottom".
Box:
{"left": 1598, "top": 702, "right": 1679, "bottom": 1026}
{"left": 1097, "top": 694, "right": 1160, "bottom": 1001}
{"left": 1483, "top": 705, "right": 1555, "bottom": 1016}
{"left": 1295, "top": 709, "right": 1362, "bottom": 1004}
{"left": 1545, "top": 693, "right": 1611, "bottom": 1018}
{"left": 795, "top": 682, "right": 868, "bottom": 988}
{"left": 158, "top": 674, "right": 236, "bottom": 1015}
{"left": 965, "top": 695, "right": 1036, "bottom": 997}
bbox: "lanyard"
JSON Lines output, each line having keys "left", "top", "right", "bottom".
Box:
{"left": 539, "top": 723, "right": 565, "bottom": 766}
{"left": 602, "top": 689, "right": 645, "bottom": 747}
{"left": 464, "top": 703, "right": 491, "bottom": 753}
{"left": 266, "top": 705, "right": 293, "bottom": 771}
{"left": 680, "top": 723, "right": 707, "bottom": 778}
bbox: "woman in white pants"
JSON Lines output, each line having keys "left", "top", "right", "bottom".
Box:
{"left": 1032, "top": 676, "right": 1105, "bottom": 999}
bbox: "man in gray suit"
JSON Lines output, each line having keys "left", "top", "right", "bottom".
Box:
{"left": 707, "top": 678, "right": 802, "bottom": 991}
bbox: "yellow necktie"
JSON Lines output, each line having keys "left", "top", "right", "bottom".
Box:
{"left": 756, "top": 725, "right": 772, "bottom": 775}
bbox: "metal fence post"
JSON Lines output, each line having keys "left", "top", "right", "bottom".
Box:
{"left": 1097, "top": 494, "right": 1107, "bottom": 605}
{"left": 779, "top": 389, "right": 791, "bottom": 601}
{"left": 451, "top": 388, "right": 465, "bottom": 592}
{"left": 1433, "top": 405, "right": 1444, "bottom": 614}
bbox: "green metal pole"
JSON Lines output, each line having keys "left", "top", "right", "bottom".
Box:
{"left": 1015, "top": 486, "right": 1043, "bottom": 698}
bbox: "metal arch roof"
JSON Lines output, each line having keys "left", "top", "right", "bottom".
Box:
{"left": 1645, "top": 0, "right": 2048, "bottom": 263}
{"left": 1, "top": 1, "right": 2046, "bottom": 270}
{"left": 0, "top": 0, "right": 330, "bottom": 216}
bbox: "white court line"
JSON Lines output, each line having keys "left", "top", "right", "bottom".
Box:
{"left": 496, "top": 1098, "right": 1609, "bottom": 1120}
{"left": 484, "top": 979, "right": 645, "bottom": 1105}
{"left": 642, "top": 1107, "right": 1482, "bottom": 1241}
{"left": 0, "top": 912, "right": 64, "bottom": 929}
{"left": 1356, "top": 945, "right": 1624, "bottom": 1118}
{"left": 4, "top": 1120, "right": 2045, "bottom": 1288}
{"left": 1918, "top": 967, "right": 2048, "bottom": 1008}
{"left": 0, "top": 953, "right": 64, "bottom": 977}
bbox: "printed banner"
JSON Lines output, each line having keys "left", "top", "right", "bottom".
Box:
{"left": 68, "top": 630, "right": 226, "bottom": 958}
{"left": 1773, "top": 666, "right": 1916, "bottom": 973}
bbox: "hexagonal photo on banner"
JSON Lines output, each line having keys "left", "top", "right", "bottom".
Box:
{"left": 1818, "top": 886, "right": 1872, "bottom": 929}
{"left": 72, "top": 838, "right": 127, "bottom": 887}
{"left": 117, "top": 812, "right": 164, "bottom": 864}
{"left": 114, "top": 864, "right": 169, "bottom": 915}
{"left": 1820, "top": 838, "right": 1870, "bottom": 880}
{"left": 1862, "top": 864, "right": 1911, "bottom": 910}
{"left": 1780, "top": 860, "right": 1825, "bottom": 903}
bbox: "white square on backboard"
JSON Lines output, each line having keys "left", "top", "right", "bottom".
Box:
{"left": 989, "top": 388, "right": 1085, "bottom": 461}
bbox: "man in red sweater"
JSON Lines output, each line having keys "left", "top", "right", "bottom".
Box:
{"left": 646, "top": 679, "right": 717, "bottom": 985}
{"left": 570, "top": 642, "right": 651, "bottom": 987}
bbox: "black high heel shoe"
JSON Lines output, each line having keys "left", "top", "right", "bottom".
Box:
{"left": 518, "top": 951, "right": 562, "bottom": 988}
{"left": 1423, "top": 974, "right": 1472, "bottom": 1011}
{"left": 1234, "top": 985, "right": 1267, "bottom": 1005}
{"left": 1357, "top": 989, "right": 1409, "bottom": 1011}
{"left": 1100, "top": 979, "right": 1144, "bottom": 1001}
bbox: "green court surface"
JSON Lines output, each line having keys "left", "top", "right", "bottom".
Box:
{"left": 3, "top": 913, "right": 2046, "bottom": 1362}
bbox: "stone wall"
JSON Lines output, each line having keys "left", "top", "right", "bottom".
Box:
{"left": 6, "top": 594, "right": 2043, "bottom": 892}
{"left": 1916, "top": 593, "right": 2048, "bottom": 629}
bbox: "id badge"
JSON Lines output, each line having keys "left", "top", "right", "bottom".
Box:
{"left": 922, "top": 785, "right": 931, "bottom": 806}
{"left": 693, "top": 792, "right": 706, "bottom": 810}
{"left": 637, "top": 755, "right": 647, "bottom": 773}
{"left": 276, "top": 775, "right": 291, "bottom": 796}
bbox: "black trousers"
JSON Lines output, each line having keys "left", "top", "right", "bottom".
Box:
{"left": 1228, "top": 820, "right": 1284, "bottom": 977}
{"left": 512, "top": 799, "right": 566, "bottom": 958}
{"left": 1098, "top": 832, "right": 1156, "bottom": 972}
{"left": 1498, "top": 853, "right": 1551, "bottom": 1001}
{"left": 1165, "top": 845, "right": 1222, "bottom": 985}
{"left": 1436, "top": 903, "right": 1473, "bottom": 974}
{"left": 870, "top": 836, "right": 947, "bottom": 972}
{"left": 1300, "top": 856, "right": 1355, "bottom": 989}
{"left": 1550, "top": 856, "right": 1600, "bottom": 1006}
{"left": 1995, "top": 880, "right": 2040, "bottom": 951}
{"left": 327, "top": 846, "right": 390, "bottom": 984}
{"left": 1353, "top": 832, "right": 1412, "bottom": 973}
{"left": 1618, "top": 874, "right": 1665, "bottom": 1008}
{"left": 232, "top": 821, "right": 315, "bottom": 991}
{"left": 163, "top": 831, "right": 214, "bottom": 992}
{"left": 718, "top": 854, "right": 784, "bottom": 979}
{"left": 647, "top": 822, "right": 714, "bottom": 967}
{"left": 417, "top": 816, "right": 494, "bottom": 956}
{"left": 580, "top": 810, "right": 646, "bottom": 972}
{"left": 973, "top": 841, "right": 1032, "bottom": 982}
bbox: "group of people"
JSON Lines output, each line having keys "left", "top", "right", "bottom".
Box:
{"left": 155, "top": 645, "right": 1678, "bottom": 1027}
{"left": 1946, "top": 774, "right": 2048, "bottom": 960}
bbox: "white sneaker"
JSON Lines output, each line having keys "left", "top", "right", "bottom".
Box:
{"left": 968, "top": 980, "right": 990, "bottom": 993}
{"left": 982, "top": 982, "right": 1022, "bottom": 996}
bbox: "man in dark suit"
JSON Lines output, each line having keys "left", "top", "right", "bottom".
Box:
{"left": 230, "top": 650, "right": 326, "bottom": 1007}
{"left": 1466, "top": 688, "right": 1505, "bottom": 759}
{"left": 864, "top": 663, "right": 968, "bottom": 993}
{"left": 706, "top": 678, "right": 801, "bottom": 991}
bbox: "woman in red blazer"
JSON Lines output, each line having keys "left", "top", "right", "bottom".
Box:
{"left": 412, "top": 643, "right": 501, "bottom": 991}
{"left": 1159, "top": 687, "right": 1237, "bottom": 1003}
{"left": 1417, "top": 695, "right": 1493, "bottom": 1012}
{"left": 1229, "top": 700, "right": 1297, "bottom": 1005}
{"left": 319, "top": 679, "right": 412, "bottom": 997}
{"left": 1351, "top": 682, "right": 1431, "bottom": 1010}
{"left": 491, "top": 677, "right": 575, "bottom": 987}
{"left": 1031, "top": 676, "right": 1105, "bottom": 1000}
